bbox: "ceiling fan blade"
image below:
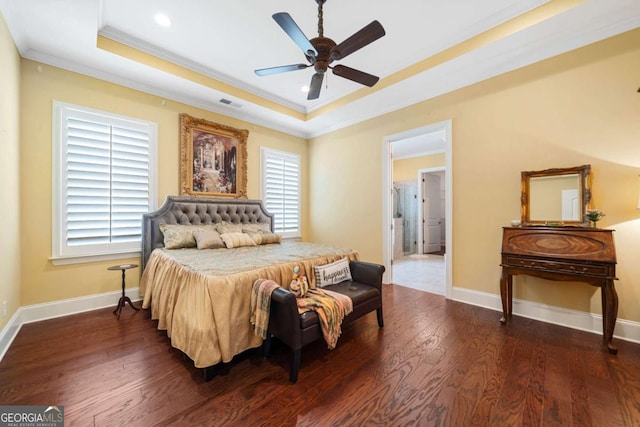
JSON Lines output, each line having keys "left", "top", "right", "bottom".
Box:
{"left": 255, "top": 64, "right": 310, "bottom": 76}
{"left": 307, "top": 73, "right": 324, "bottom": 100}
{"left": 330, "top": 20, "right": 385, "bottom": 61}
{"left": 273, "top": 12, "right": 318, "bottom": 59}
{"left": 332, "top": 65, "right": 379, "bottom": 87}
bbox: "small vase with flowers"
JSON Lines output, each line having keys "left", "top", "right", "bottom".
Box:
{"left": 586, "top": 209, "right": 605, "bottom": 228}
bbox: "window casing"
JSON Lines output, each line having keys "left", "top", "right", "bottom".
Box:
{"left": 52, "top": 101, "right": 157, "bottom": 264}
{"left": 261, "top": 147, "right": 301, "bottom": 239}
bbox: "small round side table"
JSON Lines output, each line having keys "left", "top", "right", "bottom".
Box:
{"left": 108, "top": 264, "right": 140, "bottom": 319}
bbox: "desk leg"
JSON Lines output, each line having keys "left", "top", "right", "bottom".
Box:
{"left": 603, "top": 280, "right": 618, "bottom": 354}
{"left": 500, "top": 270, "right": 511, "bottom": 324}
{"left": 507, "top": 275, "right": 513, "bottom": 317}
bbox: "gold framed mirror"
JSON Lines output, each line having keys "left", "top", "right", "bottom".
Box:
{"left": 521, "top": 165, "right": 591, "bottom": 226}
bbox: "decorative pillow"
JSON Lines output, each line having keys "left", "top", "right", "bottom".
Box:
{"left": 242, "top": 223, "right": 271, "bottom": 233}
{"left": 215, "top": 221, "right": 242, "bottom": 234}
{"left": 220, "top": 232, "right": 257, "bottom": 249}
{"left": 314, "top": 257, "right": 352, "bottom": 288}
{"left": 159, "top": 224, "right": 199, "bottom": 249}
{"left": 193, "top": 229, "right": 225, "bottom": 249}
{"left": 246, "top": 232, "right": 282, "bottom": 245}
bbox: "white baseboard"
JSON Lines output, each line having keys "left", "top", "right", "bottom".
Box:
{"left": 451, "top": 286, "right": 640, "bottom": 345}
{"left": 0, "top": 309, "right": 22, "bottom": 364}
{"left": 0, "top": 287, "right": 141, "bottom": 362}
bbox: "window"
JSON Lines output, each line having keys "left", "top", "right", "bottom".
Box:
{"left": 52, "top": 101, "right": 157, "bottom": 264}
{"left": 261, "top": 147, "right": 301, "bottom": 238}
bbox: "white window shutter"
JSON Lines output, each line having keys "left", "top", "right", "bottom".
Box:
{"left": 53, "top": 102, "right": 157, "bottom": 262}
{"left": 109, "top": 124, "right": 152, "bottom": 243}
{"left": 261, "top": 148, "right": 300, "bottom": 238}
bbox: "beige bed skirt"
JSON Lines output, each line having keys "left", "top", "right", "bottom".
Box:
{"left": 140, "top": 241, "right": 358, "bottom": 368}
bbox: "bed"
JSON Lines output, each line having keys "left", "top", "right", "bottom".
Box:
{"left": 139, "top": 196, "right": 359, "bottom": 371}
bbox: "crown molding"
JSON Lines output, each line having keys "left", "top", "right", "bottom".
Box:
{"left": 98, "top": 26, "right": 306, "bottom": 115}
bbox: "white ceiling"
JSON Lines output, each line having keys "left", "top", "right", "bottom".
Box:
{"left": 1, "top": 0, "right": 639, "bottom": 139}
{"left": 392, "top": 130, "right": 446, "bottom": 159}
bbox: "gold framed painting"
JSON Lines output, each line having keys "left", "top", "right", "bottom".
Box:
{"left": 179, "top": 113, "right": 248, "bottom": 198}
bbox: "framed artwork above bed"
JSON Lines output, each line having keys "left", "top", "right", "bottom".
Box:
{"left": 179, "top": 113, "right": 248, "bottom": 198}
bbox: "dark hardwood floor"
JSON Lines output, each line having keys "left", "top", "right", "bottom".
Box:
{"left": 1, "top": 284, "right": 639, "bottom": 426}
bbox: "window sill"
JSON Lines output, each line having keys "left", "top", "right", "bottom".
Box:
{"left": 50, "top": 251, "right": 141, "bottom": 266}
{"left": 281, "top": 235, "right": 301, "bottom": 241}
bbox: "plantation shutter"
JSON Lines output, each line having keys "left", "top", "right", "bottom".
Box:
{"left": 54, "top": 103, "right": 156, "bottom": 260}
{"left": 261, "top": 148, "right": 300, "bottom": 238}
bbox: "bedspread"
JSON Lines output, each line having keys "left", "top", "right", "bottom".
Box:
{"left": 139, "top": 241, "right": 358, "bottom": 367}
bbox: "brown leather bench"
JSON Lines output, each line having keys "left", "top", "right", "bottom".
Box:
{"left": 263, "top": 260, "right": 385, "bottom": 383}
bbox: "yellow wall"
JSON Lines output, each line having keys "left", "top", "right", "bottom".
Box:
{"left": 309, "top": 28, "right": 640, "bottom": 322}
{"left": 19, "top": 61, "right": 308, "bottom": 305}
{"left": 0, "top": 13, "right": 21, "bottom": 328}
{"left": 393, "top": 153, "right": 445, "bottom": 182}
{"left": 6, "top": 19, "right": 640, "bottom": 328}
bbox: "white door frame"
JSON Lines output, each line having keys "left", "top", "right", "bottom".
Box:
{"left": 382, "top": 120, "right": 453, "bottom": 299}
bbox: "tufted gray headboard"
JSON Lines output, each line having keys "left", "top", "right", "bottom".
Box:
{"left": 141, "top": 196, "right": 274, "bottom": 270}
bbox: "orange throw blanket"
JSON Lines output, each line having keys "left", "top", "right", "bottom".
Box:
{"left": 297, "top": 288, "right": 353, "bottom": 349}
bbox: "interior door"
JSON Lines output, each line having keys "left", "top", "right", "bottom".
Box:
{"left": 561, "top": 189, "right": 579, "bottom": 221}
{"left": 422, "top": 173, "right": 441, "bottom": 253}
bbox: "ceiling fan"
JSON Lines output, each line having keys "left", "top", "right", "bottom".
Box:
{"left": 254, "top": 0, "right": 385, "bottom": 100}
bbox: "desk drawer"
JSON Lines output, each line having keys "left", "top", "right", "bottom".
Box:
{"left": 503, "top": 256, "right": 608, "bottom": 277}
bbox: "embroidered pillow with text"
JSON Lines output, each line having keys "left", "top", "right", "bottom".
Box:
{"left": 314, "top": 257, "right": 352, "bottom": 288}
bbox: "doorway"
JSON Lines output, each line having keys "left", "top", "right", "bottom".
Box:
{"left": 382, "top": 120, "right": 452, "bottom": 298}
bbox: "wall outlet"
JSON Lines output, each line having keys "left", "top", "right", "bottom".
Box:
{"left": 2, "top": 300, "right": 6, "bottom": 318}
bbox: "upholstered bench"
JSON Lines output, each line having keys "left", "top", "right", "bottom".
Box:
{"left": 264, "top": 260, "right": 385, "bottom": 383}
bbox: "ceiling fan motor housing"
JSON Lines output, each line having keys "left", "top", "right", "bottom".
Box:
{"left": 310, "top": 37, "right": 336, "bottom": 73}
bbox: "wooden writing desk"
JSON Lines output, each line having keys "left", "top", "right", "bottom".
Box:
{"left": 500, "top": 226, "right": 618, "bottom": 353}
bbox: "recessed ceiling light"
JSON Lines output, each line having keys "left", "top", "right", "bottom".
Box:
{"left": 301, "top": 86, "right": 310, "bottom": 93}
{"left": 154, "top": 13, "right": 172, "bottom": 27}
